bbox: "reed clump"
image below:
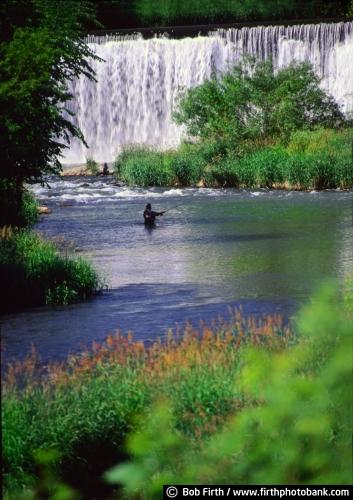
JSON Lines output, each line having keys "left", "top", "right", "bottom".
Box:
{"left": 114, "top": 127, "right": 353, "bottom": 190}
{"left": 0, "top": 230, "right": 100, "bottom": 312}
{"left": 114, "top": 145, "right": 174, "bottom": 186}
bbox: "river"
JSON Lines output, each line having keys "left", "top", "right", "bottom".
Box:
{"left": 1, "top": 177, "right": 352, "bottom": 366}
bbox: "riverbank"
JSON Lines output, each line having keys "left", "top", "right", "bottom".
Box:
{"left": 61, "top": 164, "right": 114, "bottom": 176}
{"left": 0, "top": 179, "right": 101, "bottom": 313}
{"left": 2, "top": 283, "right": 351, "bottom": 497}
{"left": 113, "top": 128, "right": 353, "bottom": 190}
{"left": 0, "top": 230, "right": 100, "bottom": 313}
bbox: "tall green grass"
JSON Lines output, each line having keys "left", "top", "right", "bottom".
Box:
{"left": 0, "top": 231, "right": 100, "bottom": 312}
{"left": 2, "top": 313, "right": 291, "bottom": 497}
{"left": 85, "top": 157, "right": 99, "bottom": 175}
{"left": 107, "top": 284, "right": 352, "bottom": 495}
{"left": 114, "top": 146, "right": 174, "bottom": 186}
{"left": 285, "top": 128, "right": 353, "bottom": 189}
{"left": 3, "top": 281, "right": 353, "bottom": 497}
{"left": 169, "top": 147, "right": 204, "bottom": 186}
{"left": 114, "top": 141, "right": 229, "bottom": 187}
{"left": 114, "top": 128, "right": 353, "bottom": 190}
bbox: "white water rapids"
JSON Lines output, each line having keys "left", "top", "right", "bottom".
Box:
{"left": 63, "top": 21, "right": 353, "bottom": 164}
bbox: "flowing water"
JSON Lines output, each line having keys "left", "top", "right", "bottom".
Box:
{"left": 64, "top": 21, "right": 353, "bottom": 164}
{"left": 1, "top": 178, "right": 352, "bottom": 366}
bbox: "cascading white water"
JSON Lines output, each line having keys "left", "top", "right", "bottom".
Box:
{"left": 63, "top": 22, "right": 353, "bottom": 164}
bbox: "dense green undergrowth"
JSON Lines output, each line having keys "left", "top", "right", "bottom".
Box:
{"left": 0, "top": 181, "right": 38, "bottom": 227}
{"left": 0, "top": 230, "right": 100, "bottom": 313}
{"left": 114, "top": 127, "right": 353, "bottom": 189}
{"left": 107, "top": 285, "right": 352, "bottom": 497}
{"left": 2, "top": 282, "right": 352, "bottom": 498}
{"left": 0, "top": 185, "right": 100, "bottom": 313}
{"left": 114, "top": 60, "right": 353, "bottom": 190}
{"left": 133, "top": 0, "right": 351, "bottom": 26}
{"left": 88, "top": 0, "right": 352, "bottom": 31}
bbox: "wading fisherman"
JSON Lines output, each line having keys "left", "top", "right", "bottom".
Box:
{"left": 143, "top": 203, "right": 165, "bottom": 226}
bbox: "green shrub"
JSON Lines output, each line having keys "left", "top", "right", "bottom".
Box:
{"left": 174, "top": 60, "right": 346, "bottom": 147}
{"left": 287, "top": 127, "right": 352, "bottom": 160}
{"left": 239, "top": 147, "right": 287, "bottom": 187}
{"left": 3, "top": 364, "right": 148, "bottom": 498}
{"left": 0, "top": 180, "right": 38, "bottom": 227}
{"left": 20, "top": 189, "right": 39, "bottom": 226}
{"left": 308, "top": 153, "right": 337, "bottom": 190}
{"left": 169, "top": 140, "right": 229, "bottom": 186}
{"left": 284, "top": 151, "right": 350, "bottom": 190}
{"left": 113, "top": 130, "right": 352, "bottom": 190}
{"left": 86, "top": 157, "right": 99, "bottom": 175}
{"left": 114, "top": 146, "right": 174, "bottom": 186}
{"left": 343, "top": 276, "right": 353, "bottom": 317}
{"left": 114, "top": 141, "right": 229, "bottom": 187}
{"left": 192, "top": 139, "right": 229, "bottom": 162}
{"left": 255, "top": 147, "right": 287, "bottom": 187}
{"left": 335, "top": 159, "right": 353, "bottom": 188}
{"left": 0, "top": 231, "right": 100, "bottom": 312}
{"left": 133, "top": 0, "right": 342, "bottom": 28}
{"left": 211, "top": 146, "right": 289, "bottom": 189}
{"left": 170, "top": 147, "right": 204, "bottom": 185}
{"left": 287, "top": 128, "right": 353, "bottom": 189}
{"left": 236, "top": 156, "right": 257, "bottom": 187}
{"left": 286, "top": 153, "right": 312, "bottom": 189}
{"left": 113, "top": 148, "right": 131, "bottom": 179}
{"left": 209, "top": 156, "right": 240, "bottom": 187}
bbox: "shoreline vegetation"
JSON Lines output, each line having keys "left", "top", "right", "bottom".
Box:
{"left": 113, "top": 126, "right": 353, "bottom": 190}
{"left": 60, "top": 62, "right": 353, "bottom": 190}
{"left": 0, "top": 0, "right": 101, "bottom": 314}
{"left": 111, "top": 60, "right": 353, "bottom": 190}
{"left": 0, "top": 228, "right": 101, "bottom": 313}
{"left": 0, "top": 183, "right": 100, "bottom": 314}
{"left": 2, "top": 283, "right": 352, "bottom": 498}
{"left": 0, "top": 181, "right": 102, "bottom": 314}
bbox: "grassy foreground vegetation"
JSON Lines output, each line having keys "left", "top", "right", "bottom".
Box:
{"left": 0, "top": 230, "right": 100, "bottom": 313}
{"left": 2, "top": 282, "right": 352, "bottom": 498}
{"left": 114, "top": 61, "right": 353, "bottom": 189}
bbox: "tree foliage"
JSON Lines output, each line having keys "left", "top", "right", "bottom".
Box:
{"left": 173, "top": 59, "right": 347, "bottom": 149}
{"left": 0, "top": 0, "right": 98, "bottom": 184}
{"left": 347, "top": 0, "right": 353, "bottom": 17}
{"left": 135, "top": 0, "right": 295, "bottom": 25}
{"left": 133, "top": 0, "right": 350, "bottom": 26}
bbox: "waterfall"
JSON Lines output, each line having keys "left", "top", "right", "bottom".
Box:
{"left": 63, "top": 22, "right": 353, "bottom": 165}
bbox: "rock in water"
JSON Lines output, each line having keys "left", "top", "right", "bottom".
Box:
{"left": 38, "top": 206, "right": 52, "bottom": 214}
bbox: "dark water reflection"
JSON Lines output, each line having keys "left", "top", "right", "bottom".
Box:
{"left": 1, "top": 179, "right": 352, "bottom": 365}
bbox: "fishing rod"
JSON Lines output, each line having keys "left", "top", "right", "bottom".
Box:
{"left": 162, "top": 203, "right": 184, "bottom": 214}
